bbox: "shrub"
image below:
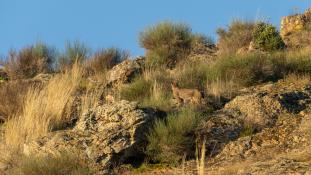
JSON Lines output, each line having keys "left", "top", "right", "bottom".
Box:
{"left": 139, "top": 22, "right": 193, "bottom": 68}
{"left": 119, "top": 78, "right": 152, "bottom": 102}
{"left": 252, "top": 22, "right": 285, "bottom": 51}
{"left": 58, "top": 41, "right": 89, "bottom": 71}
{"left": 146, "top": 108, "right": 203, "bottom": 165}
{"left": 7, "top": 151, "right": 92, "bottom": 175}
{"left": 2, "top": 43, "right": 56, "bottom": 79}
{"left": 5, "top": 63, "right": 83, "bottom": 149}
{"left": 85, "top": 47, "right": 129, "bottom": 75}
{"left": 216, "top": 20, "right": 256, "bottom": 55}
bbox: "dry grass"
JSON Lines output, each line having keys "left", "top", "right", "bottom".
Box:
{"left": 5, "top": 63, "right": 83, "bottom": 149}
{"left": 0, "top": 81, "right": 39, "bottom": 121}
{"left": 196, "top": 138, "right": 206, "bottom": 175}
{"left": 5, "top": 149, "right": 92, "bottom": 175}
{"left": 206, "top": 77, "right": 238, "bottom": 101}
{"left": 281, "top": 73, "right": 311, "bottom": 86}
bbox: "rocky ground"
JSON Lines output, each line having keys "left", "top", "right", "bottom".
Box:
{"left": 115, "top": 77, "right": 311, "bottom": 175}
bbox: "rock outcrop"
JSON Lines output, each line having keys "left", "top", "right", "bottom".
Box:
{"left": 188, "top": 39, "right": 217, "bottom": 63}
{"left": 281, "top": 8, "right": 311, "bottom": 48}
{"left": 24, "top": 100, "right": 158, "bottom": 174}
{"left": 198, "top": 81, "right": 311, "bottom": 175}
{"left": 106, "top": 57, "right": 144, "bottom": 88}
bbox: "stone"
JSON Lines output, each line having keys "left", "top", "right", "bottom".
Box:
{"left": 280, "top": 8, "right": 311, "bottom": 48}
{"left": 106, "top": 57, "right": 144, "bottom": 88}
{"left": 23, "top": 100, "right": 158, "bottom": 174}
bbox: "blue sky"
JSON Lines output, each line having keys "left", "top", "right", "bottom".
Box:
{"left": 0, "top": 0, "right": 310, "bottom": 57}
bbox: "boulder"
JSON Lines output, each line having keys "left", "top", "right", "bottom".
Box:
{"left": 197, "top": 80, "right": 311, "bottom": 162}
{"left": 280, "top": 8, "right": 311, "bottom": 48}
{"left": 106, "top": 57, "right": 144, "bottom": 88}
{"left": 23, "top": 100, "right": 157, "bottom": 174}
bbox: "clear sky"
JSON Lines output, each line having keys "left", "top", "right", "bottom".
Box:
{"left": 0, "top": 0, "right": 310, "bottom": 57}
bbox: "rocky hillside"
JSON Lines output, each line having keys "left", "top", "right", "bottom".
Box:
{"left": 0, "top": 7, "right": 311, "bottom": 175}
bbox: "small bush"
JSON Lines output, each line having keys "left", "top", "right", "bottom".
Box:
{"left": 119, "top": 78, "right": 152, "bottom": 102}
{"left": 85, "top": 47, "right": 129, "bottom": 75}
{"left": 2, "top": 43, "right": 56, "bottom": 79}
{"left": 139, "top": 22, "right": 193, "bottom": 68}
{"left": 217, "top": 20, "right": 256, "bottom": 55}
{"left": 8, "top": 151, "right": 92, "bottom": 175}
{"left": 252, "top": 22, "right": 285, "bottom": 51}
{"left": 146, "top": 108, "right": 203, "bottom": 165}
{"left": 58, "top": 41, "right": 89, "bottom": 71}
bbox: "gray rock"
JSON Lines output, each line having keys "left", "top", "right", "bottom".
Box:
{"left": 23, "top": 100, "right": 157, "bottom": 174}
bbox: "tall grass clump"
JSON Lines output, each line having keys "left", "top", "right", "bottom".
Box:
{"left": 139, "top": 22, "right": 193, "bottom": 68}
{"left": 141, "top": 80, "right": 173, "bottom": 111}
{"left": 0, "top": 81, "right": 40, "bottom": 122}
{"left": 252, "top": 22, "right": 285, "bottom": 51}
{"left": 7, "top": 150, "right": 92, "bottom": 175}
{"left": 2, "top": 43, "right": 56, "bottom": 79}
{"left": 216, "top": 20, "right": 256, "bottom": 55}
{"left": 58, "top": 41, "right": 89, "bottom": 71}
{"left": 146, "top": 108, "right": 203, "bottom": 165}
{"left": 5, "top": 63, "right": 83, "bottom": 149}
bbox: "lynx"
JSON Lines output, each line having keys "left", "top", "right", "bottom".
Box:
{"left": 171, "top": 82, "right": 203, "bottom": 105}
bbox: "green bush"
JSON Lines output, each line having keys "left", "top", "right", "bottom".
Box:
{"left": 58, "top": 40, "right": 89, "bottom": 71}
{"left": 8, "top": 151, "right": 92, "bottom": 175}
{"left": 139, "top": 22, "right": 193, "bottom": 68}
{"left": 85, "top": 47, "right": 129, "bottom": 75}
{"left": 146, "top": 108, "right": 203, "bottom": 165}
{"left": 3, "top": 43, "right": 56, "bottom": 79}
{"left": 252, "top": 22, "right": 285, "bottom": 51}
{"left": 119, "top": 78, "right": 152, "bottom": 102}
{"left": 216, "top": 20, "right": 256, "bottom": 55}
